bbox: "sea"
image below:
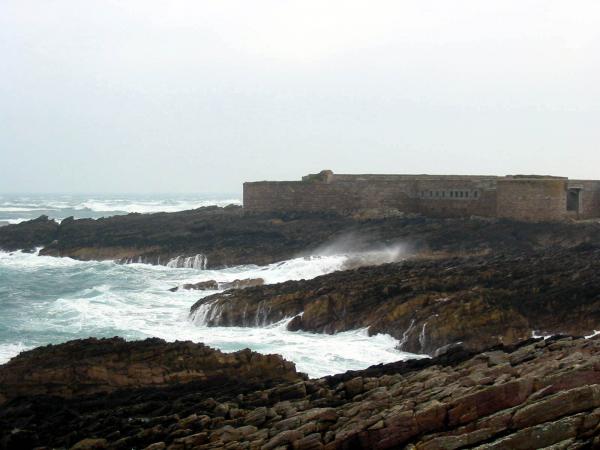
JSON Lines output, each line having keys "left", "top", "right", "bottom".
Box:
{"left": 0, "top": 194, "right": 420, "bottom": 377}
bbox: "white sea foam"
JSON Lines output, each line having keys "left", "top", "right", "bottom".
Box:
{"left": 0, "top": 207, "right": 46, "bottom": 212}
{"left": 73, "top": 199, "right": 241, "bottom": 214}
{"left": 0, "top": 342, "right": 32, "bottom": 364}
{"left": 0, "top": 250, "right": 421, "bottom": 377}
{"left": 0, "top": 194, "right": 242, "bottom": 224}
{"left": 0, "top": 249, "right": 94, "bottom": 269}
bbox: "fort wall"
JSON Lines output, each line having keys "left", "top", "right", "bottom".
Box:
{"left": 569, "top": 180, "right": 600, "bottom": 220}
{"left": 411, "top": 177, "right": 497, "bottom": 218}
{"left": 242, "top": 180, "right": 416, "bottom": 213}
{"left": 243, "top": 171, "right": 600, "bottom": 222}
{"left": 496, "top": 178, "right": 568, "bottom": 222}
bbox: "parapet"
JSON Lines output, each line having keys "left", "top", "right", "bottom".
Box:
{"left": 301, "top": 170, "right": 334, "bottom": 183}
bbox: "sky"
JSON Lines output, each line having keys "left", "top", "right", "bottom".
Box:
{"left": 1, "top": 1, "right": 599, "bottom": 194}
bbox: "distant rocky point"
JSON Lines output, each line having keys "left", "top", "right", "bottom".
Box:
{"left": 2, "top": 207, "right": 600, "bottom": 269}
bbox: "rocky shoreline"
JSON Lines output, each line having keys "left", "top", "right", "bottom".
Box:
{"left": 3, "top": 335, "right": 600, "bottom": 449}
{"left": 2, "top": 207, "right": 600, "bottom": 269}
{"left": 2, "top": 210, "right": 600, "bottom": 448}
{"left": 190, "top": 245, "right": 600, "bottom": 355}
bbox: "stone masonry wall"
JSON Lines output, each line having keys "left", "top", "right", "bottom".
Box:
{"left": 244, "top": 176, "right": 498, "bottom": 217}
{"left": 496, "top": 178, "right": 568, "bottom": 222}
{"left": 243, "top": 181, "right": 416, "bottom": 214}
{"left": 412, "top": 178, "right": 497, "bottom": 218}
{"left": 570, "top": 180, "right": 600, "bottom": 220}
{"left": 244, "top": 172, "right": 600, "bottom": 222}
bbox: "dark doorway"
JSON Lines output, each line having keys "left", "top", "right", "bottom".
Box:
{"left": 567, "top": 189, "right": 581, "bottom": 212}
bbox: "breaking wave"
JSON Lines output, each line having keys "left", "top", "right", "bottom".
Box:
{"left": 0, "top": 194, "right": 242, "bottom": 224}
{"left": 0, "top": 250, "right": 415, "bottom": 377}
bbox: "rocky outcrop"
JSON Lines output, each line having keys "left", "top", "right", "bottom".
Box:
{"left": 170, "top": 280, "right": 220, "bottom": 292}
{"left": 3, "top": 336, "right": 600, "bottom": 449}
{"left": 169, "top": 278, "right": 264, "bottom": 292}
{"left": 191, "top": 245, "right": 600, "bottom": 355}
{"left": 2, "top": 205, "right": 600, "bottom": 268}
{"left": 0, "top": 215, "right": 58, "bottom": 252}
{"left": 0, "top": 337, "right": 302, "bottom": 405}
{"left": 220, "top": 278, "right": 265, "bottom": 290}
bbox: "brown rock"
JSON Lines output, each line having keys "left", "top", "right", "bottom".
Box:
{"left": 263, "top": 430, "right": 304, "bottom": 450}
{"left": 0, "top": 338, "right": 303, "bottom": 403}
{"left": 511, "top": 385, "right": 600, "bottom": 430}
{"left": 220, "top": 278, "right": 265, "bottom": 290}
{"left": 293, "top": 433, "right": 324, "bottom": 450}
{"left": 70, "top": 439, "right": 108, "bottom": 450}
{"left": 345, "top": 377, "right": 364, "bottom": 398}
{"left": 448, "top": 378, "right": 533, "bottom": 427}
{"left": 476, "top": 415, "right": 584, "bottom": 449}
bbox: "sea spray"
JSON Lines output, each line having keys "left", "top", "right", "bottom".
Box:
{"left": 166, "top": 254, "right": 208, "bottom": 270}
{"left": 0, "top": 250, "right": 421, "bottom": 377}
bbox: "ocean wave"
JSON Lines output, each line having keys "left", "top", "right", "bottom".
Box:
{"left": 0, "top": 249, "right": 104, "bottom": 269}
{"left": 0, "top": 251, "right": 418, "bottom": 376}
{"left": 0, "top": 207, "right": 49, "bottom": 212}
{"left": 0, "top": 195, "right": 242, "bottom": 223}
{"left": 0, "top": 342, "right": 32, "bottom": 365}
{"left": 2, "top": 218, "right": 30, "bottom": 224}
{"left": 72, "top": 199, "right": 241, "bottom": 214}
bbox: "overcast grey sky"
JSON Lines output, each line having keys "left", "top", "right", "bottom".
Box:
{"left": 1, "top": 1, "right": 599, "bottom": 193}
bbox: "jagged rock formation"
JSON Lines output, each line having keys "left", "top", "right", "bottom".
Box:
{"left": 2, "top": 336, "right": 600, "bottom": 449}
{"left": 169, "top": 278, "right": 264, "bottom": 293}
{"left": 191, "top": 245, "right": 600, "bottom": 355}
{"left": 0, "top": 337, "right": 302, "bottom": 405}
{"left": 0, "top": 215, "right": 59, "bottom": 252}
{"left": 2, "top": 206, "right": 600, "bottom": 268}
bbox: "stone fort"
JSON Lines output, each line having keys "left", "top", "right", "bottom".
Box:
{"left": 244, "top": 170, "right": 600, "bottom": 222}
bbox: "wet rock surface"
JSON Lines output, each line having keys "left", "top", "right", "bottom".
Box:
{"left": 191, "top": 245, "right": 600, "bottom": 354}
{"left": 2, "top": 206, "right": 600, "bottom": 268}
{"left": 170, "top": 278, "right": 265, "bottom": 293}
{"left": 3, "top": 336, "right": 600, "bottom": 449}
{"left": 0, "top": 337, "right": 302, "bottom": 405}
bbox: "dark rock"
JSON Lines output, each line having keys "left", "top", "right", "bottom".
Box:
{"left": 170, "top": 278, "right": 264, "bottom": 292}
{"left": 3, "top": 207, "right": 600, "bottom": 269}
{"left": 0, "top": 215, "right": 59, "bottom": 252}
{"left": 2, "top": 335, "right": 600, "bottom": 449}
{"left": 191, "top": 246, "right": 600, "bottom": 354}
{"left": 0, "top": 337, "right": 303, "bottom": 404}
{"left": 170, "top": 280, "right": 219, "bottom": 292}
{"left": 219, "top": 278, "right": 265, "bottom": 290}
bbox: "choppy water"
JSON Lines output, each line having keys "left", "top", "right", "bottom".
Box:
{"left": 0, "top": 194, "right": 421, "bottom": 377}
{"left": 0, "top": 193, "right": 241, "bottom": 225}
{"left": 0, "top": 251, "right": 420, "bottom": 377}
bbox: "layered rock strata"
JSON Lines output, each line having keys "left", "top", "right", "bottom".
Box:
{"left": 0, "top": 337, "right": 301, "bottom": 405}
{"left": 191, "top": 245, "right": 600, "bottom": 355}
{"left": 3, "top": 336, "right": 600, "bottom": 449}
